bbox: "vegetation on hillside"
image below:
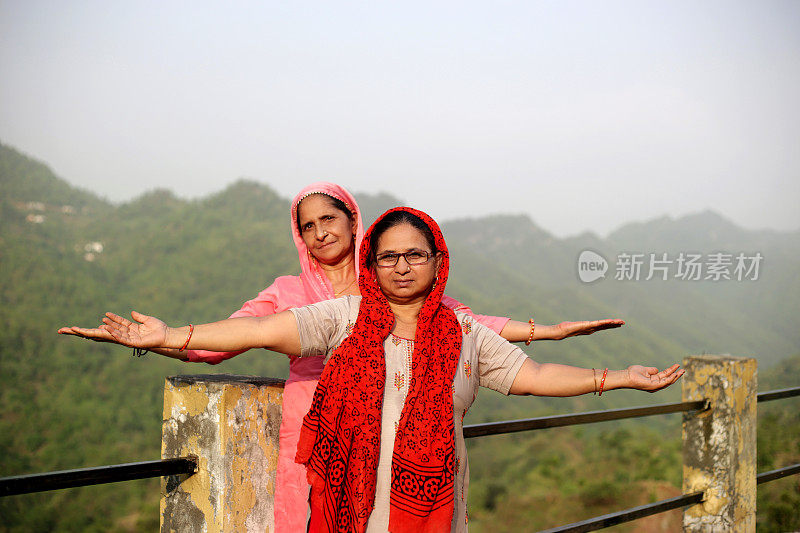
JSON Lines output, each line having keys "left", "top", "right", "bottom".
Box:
{"left": 1, "top": 142, "right": 797, "bottom": 531}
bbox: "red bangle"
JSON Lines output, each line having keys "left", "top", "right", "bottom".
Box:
{"left": 179, "top": 324, "right": 194, "bottom": 352}
{"left": 525, "top": 318, "right": 535, "bottom": 346}
{"left": 599, "top": 367, "right": 608, "bottom": 396}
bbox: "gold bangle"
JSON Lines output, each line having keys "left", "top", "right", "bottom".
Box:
{"left": 525, "top": 318, "right": 535, "bottom": 345}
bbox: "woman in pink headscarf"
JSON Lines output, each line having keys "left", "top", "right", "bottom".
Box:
{"left": 111, "top": 182, "right": 622, "bottom": 531}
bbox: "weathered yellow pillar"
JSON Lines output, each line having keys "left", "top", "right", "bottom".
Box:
{"left": 160, "top": 374, "right": 285, "bottom": 533}
{"left": 682, "top": 355, "right": 757, "bottom": 532}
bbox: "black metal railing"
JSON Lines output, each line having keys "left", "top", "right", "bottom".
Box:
{"left": 464, "top": 399, "right": 708, "bottom": 438}
{"left": 0, "top": 457, "right": 197, "bottom": 497}
{"left": 532, "top": 386, "right": 800, "bottom": 532}
{"left": 757, "top": 386, "right": 800, "bottom": 403}
{"left": 757, "top": 463, "right": 800, "bottom": 485}
{"left": 461, "top": 386, "right": 800, "bottom": 532}
{"left": 538, "top": 491, "right": 705, "bottom": 533}
{"left": 533, "top": 461, "right": 800, "bottom": 533}
{"left": 3, "top": 386, "right": 798, "bottom": 531}
{"left": 463, "top": 386, "right": 800, "bottom": 440}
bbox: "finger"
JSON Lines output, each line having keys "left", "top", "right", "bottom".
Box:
{"left": 585, "top": 319, "right": 625, "bottom": 333}
{"left": 105, "top": 313, "right": 131, "bottom": 327}
{"left": 661, "top": 368, "right": 684, "bottom": 387}
{"left": 594, "top": 323, "right": 623, "bottom": 331}
{"left": 100, "top": 323, "right": 127, "bottom": 338}
{"left": 102, "top": 317, "right": 130, "bottom": 332}
{"left": 99, "top": 325, "right": 129, "bottom": 343}
{"left": 106, "top": 313, "right": 133, "bottom": 326}
{"left": 659, "top": 364, "right": 680, "bottom": 378}
{"left": 570, "top": 321, "right": 601, "bottom": 334}
{"left": 131, "top": 310, "right": 150, "bottom": 323}
{"left": 67, "top": 327, "right": 116, "bottom": 342}
{"left": 73, "top": 326, "right": 112, "bottom": 336}
{"left": 100, "top": 319, "right": 119, "bottom": 330}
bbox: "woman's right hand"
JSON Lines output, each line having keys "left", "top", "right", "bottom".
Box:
{"left": 58, "top": 311, "right": 168, "bottom": 349}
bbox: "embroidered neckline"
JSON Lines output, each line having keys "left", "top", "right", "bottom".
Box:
{"left": 389, "top": 332, "right": 414, "bottom": 343}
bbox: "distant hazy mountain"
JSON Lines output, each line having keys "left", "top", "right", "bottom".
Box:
{"left": 441, "top": 207, "right": 800, "bottom": 368}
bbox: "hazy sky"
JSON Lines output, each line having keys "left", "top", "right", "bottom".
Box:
{"left": 2, "top": 1, "right": 799, "bottom": 237}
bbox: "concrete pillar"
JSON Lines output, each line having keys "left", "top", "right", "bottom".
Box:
{"left": 682, "top": 355, "right": 757, "bottom": 532}
{"left": 160, "top": 374, "right": 285, "bottom": 533}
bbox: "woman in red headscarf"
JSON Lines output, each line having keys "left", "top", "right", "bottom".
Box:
{"left": 60, "top": 207, "right": 682, "bottom": 533}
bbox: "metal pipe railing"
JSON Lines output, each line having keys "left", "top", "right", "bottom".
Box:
{"left": 756, "top": 463, "right": 800, "bottom": 485}
{"left": 0, "top": 457, "right": 197, "bottom": 497}
{"left": 464, "top": 399, "right": 709, "bottom": 439}
{"left": 757, "top": 386, "right": 800, "bottom": 403}
{"left": 3, "top": 386, "right": 797, "bottom": 523}
{"left": 538, "top": 491, "right": 705, "bottom": 533}
{"left": 464, "top": 385, "right": 800, "bottom": 440}
{"left": 538, "top": 461, "right": 800, "bottom": 533}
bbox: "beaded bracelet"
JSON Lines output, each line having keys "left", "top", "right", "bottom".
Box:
{"left": 599, "top": 367, "right": 609, "bottom": 396}
{"left": 179, "top": 324, "right": 194, "bottom": 352}
{"left": 525, "top": 318, "right": 535, "bottom": 345}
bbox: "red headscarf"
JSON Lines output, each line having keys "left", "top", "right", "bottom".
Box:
{"left": 296, "top": 207, "right": 462, "bottom": 533}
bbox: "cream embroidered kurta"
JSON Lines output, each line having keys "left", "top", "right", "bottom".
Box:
{"left": 290, "top": 296, "right": 528, "bottom": 532}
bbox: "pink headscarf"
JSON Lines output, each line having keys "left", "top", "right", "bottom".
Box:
{"left": 186, "top": 182, "right": 365, "bottom": 364}
{"left": 289, "top": 182, "right": 365, "bottom": 303}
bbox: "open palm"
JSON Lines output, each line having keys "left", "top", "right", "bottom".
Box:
{"left": 58, "top": 311, "right": 167, "bottom": 348}
{"left": 627, "top": 364, "right": 684, "bottom": 392}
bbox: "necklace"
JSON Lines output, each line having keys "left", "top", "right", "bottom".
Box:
{"left": 334, "top": 277, "right": 357, "bottom": 297}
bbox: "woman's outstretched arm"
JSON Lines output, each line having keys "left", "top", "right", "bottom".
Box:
{"left": 441, "top": 295, "right": 625, "bottom": 342}
{"left": 58, "top": 310, "right": 301, "bottom": 356}
{"left": 508, "top": 359, "right": 683, "bottom": 396}
{"left": 115, "top": 289, "right": 281, "bottom": 362}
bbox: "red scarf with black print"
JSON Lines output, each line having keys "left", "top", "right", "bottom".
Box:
{"left": 296, "top": 207, "right": 462, "bottom": 533}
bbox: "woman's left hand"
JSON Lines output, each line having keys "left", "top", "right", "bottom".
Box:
{"left": 626, "top": 364, "right": 684, "bottom": 392}
{"left": 552, "top": 319, "right": 625, "bottom": 340}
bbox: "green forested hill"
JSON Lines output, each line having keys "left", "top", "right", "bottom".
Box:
{"left": 1, "top": 142, "right": 798, "bottom": 531}
{"left": 443, "top": 211, "right": 800, "bottom": 369}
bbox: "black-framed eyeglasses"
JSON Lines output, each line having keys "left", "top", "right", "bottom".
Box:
{"left": 374, "top": 250, "right": 435, "bottom": 268}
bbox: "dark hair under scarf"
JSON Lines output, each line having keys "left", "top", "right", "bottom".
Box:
{"left": 296, "top": 207, "right": 462, "bottom": 533}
